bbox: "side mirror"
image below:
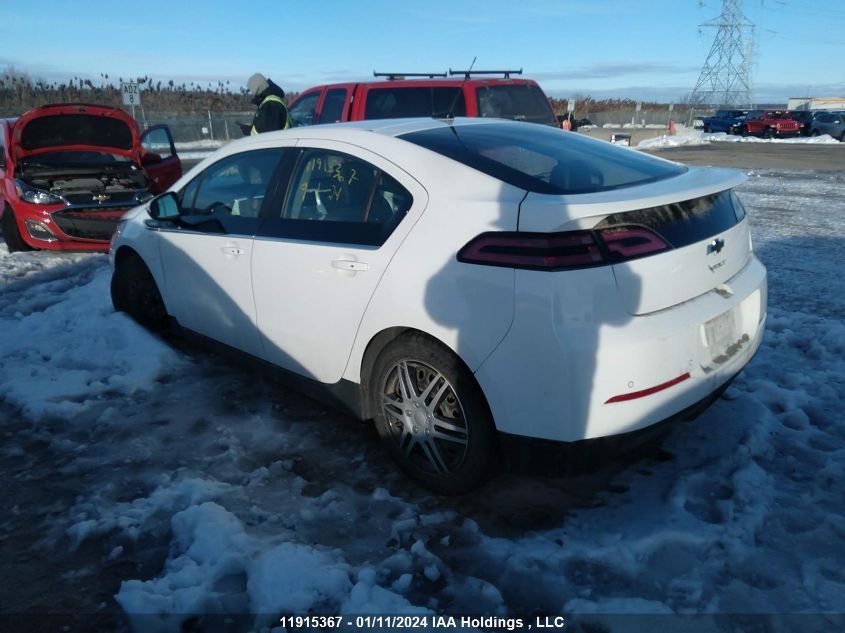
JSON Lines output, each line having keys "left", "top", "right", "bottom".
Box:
{"left": 149, "top": 191, "right": 181, "bottom": 219}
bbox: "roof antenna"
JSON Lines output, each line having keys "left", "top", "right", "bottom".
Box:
{"left": 445, "top": 56, "right": 476, "bottom": 121}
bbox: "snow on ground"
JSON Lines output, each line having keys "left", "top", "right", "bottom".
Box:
{"left": 1, "top": 170, "right": 844, "bottom": 631}
{"left": 638, "top": 131, "right": 842, "bottom": 149}
{"left": 174, "top": 139, "right": 228, "bottom": 160}
{"left": 174, "top": 140, "right": 226, "bottom": 151}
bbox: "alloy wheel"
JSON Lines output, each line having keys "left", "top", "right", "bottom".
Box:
{"left": 381, "top": 360, "right": 469, "bottom": 475}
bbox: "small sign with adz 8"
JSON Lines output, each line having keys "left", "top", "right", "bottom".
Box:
{"left": 121, "top": 82, "right": 141, "bottom": 106}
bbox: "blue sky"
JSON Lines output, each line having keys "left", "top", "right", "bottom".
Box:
{"left": 1, "top": 0, "right": 843, "bottom": 103}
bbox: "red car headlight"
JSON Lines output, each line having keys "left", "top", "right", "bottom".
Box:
{"left": 14, "top": 179, "right": 65, "bottom": 205}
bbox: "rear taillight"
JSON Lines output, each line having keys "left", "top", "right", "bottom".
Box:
{"left": 458, "top": 227, "right": 669, "bottom": 271}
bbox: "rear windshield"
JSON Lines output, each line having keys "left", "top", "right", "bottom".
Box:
{"left": 20, "top": 114, "right": 133, "bottom": 151}
{"left": 364, "top": 87, "right": 466, "bottom": 119}
{"left": 596, "top": 189, "right": 746, "bottom": 249}
{"left": 400, "top": 122, "right": 686, "bottom": 194}
{"left": 475, "top": 84, "right": 557, "bottom": 126}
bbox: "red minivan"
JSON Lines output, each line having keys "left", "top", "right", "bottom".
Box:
{"left": 1, "top": 103, "right": 181, "bottom": 252}
{"left": 287, "top": 71, "right": 558, "bottom": 128}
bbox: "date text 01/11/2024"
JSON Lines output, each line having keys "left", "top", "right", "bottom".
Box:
{"left": 277, "top": 615, "right": 568, "bottom": 630}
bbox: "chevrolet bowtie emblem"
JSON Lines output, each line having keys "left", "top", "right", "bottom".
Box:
{"left": 707, "top": 238, "right": 725, "bottom": 255}
{"left": 93, "top": 193, "right": 111, "bottom": 203}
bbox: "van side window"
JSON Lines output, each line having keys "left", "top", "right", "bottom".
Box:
{"left": 318, "top": 89, "right": 348, "bottom": 124}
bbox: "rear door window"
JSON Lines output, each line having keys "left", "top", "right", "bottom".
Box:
{"left": 475, "top": 84, "right": 557, "bottom": 125}
{"left": 258, "top": 148, "right": 412, "bottom": 246}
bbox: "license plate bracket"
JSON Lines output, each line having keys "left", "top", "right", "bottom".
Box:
{"left": 704, "top": 307, "right": 738, "bottom": 353}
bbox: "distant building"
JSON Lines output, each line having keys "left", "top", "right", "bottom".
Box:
{"left": 787, "top": 97, "right": 845, "bottom": 111}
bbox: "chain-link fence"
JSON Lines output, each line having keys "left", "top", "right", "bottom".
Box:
{"left": 579, "top": 108, "right": 699, "bottom": 128}
{"left": 133, "top": 110, "right": 255, "bottom": 143}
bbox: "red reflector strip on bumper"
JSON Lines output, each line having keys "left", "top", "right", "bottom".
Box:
{"left": 605, "top": 372, "right": 691, "bottom": 404}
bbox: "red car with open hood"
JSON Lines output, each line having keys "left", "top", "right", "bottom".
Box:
{"left": 0, "top": 103, "right": 181, "bottom": 252}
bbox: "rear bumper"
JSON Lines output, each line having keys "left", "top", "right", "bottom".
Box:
{"left": 475, "top": 255, "right": 767, "bottom": 443}
{"left": 498, "top": 373, "right": 737, "bottom": 475}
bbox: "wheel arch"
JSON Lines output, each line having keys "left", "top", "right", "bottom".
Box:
{"left": 357, "top": 326, "right": 490, "bottom": 422}
{"left": 111, "top": 244, "right": 174, "bottom": 321}
{"left": 113, "top": 244, "right": 141, "bottom": 268}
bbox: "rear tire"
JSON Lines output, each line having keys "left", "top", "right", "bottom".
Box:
{"left": 369, "top": 333, "right": 497, "bottom": 494}
{"left": 811, "top": 129, "right": 820, "bottom": 137}
{"left": 1, "top": 206, "right": 35, "bottom": 253}
{"left": 111, "top": 253, "right": 170, "bottom": 331}
{"left": 741, "top": 126, "right": 749, "bottom": 137}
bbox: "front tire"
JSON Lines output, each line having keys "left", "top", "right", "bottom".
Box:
{"left": 111, "top": 253, "right": 170, "bottom": 331}
{"left": 763, "top": 127, "right": 774, "bottom": 139}
{"left": 1, "top": 207, "right": 35, "bottom": 253}
{"left": 369, "top": 334, "right": 497, "bottom": 494}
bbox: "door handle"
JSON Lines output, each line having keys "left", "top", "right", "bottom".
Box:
{"left": 332, "top": 259, "right": 369, "bottom": 271}
{"left": 221, "top": 246, "right": 246, "bottom": 255}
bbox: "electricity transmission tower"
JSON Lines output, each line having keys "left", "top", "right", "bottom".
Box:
{"left": 690, "top": 0, "right": 755, "bottom": 107}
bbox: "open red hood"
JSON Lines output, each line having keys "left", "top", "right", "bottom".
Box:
{"left": 11, "top": 103, "right": 141, "bottom": 163}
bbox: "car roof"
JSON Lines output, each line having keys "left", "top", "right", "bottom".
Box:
{"left": 304, "top": 77, "right": 540, "bottom": 92}
{"left": 235, "top": 116, "right": 504, "bottom": 145}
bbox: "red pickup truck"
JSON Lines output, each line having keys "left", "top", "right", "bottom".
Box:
{"left": 287, "top": 71, "right": 558, "bottom": 128}
{"left": 740, "top": 110, "right": 800, "bottom": 138}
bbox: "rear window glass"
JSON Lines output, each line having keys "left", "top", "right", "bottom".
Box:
{"left": 476, "top": 85, "right": 556, "bottom": 126}
{"left": 364, "top": 87, "right": 466, "bottom": 119}
{"left": 400, "top": 122, "right": 686, "bottom": 194}
{"left": 21, "top": 114, "right": 133, "bottom": 151}
{"left": 596, "top": 190, "right": 745, "bottom": 248}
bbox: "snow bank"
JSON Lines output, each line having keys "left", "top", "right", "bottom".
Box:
{"left": 174, "top": 139, "right": 226, "bottom": 151}
{"left": 639, "top": 131, "right": 842, "bottom": 149}
{"left": 66, "top": 476, "right": 229, "bottom": 548}
{"left": 116, "top": 500, "right": 424, "bottom": 631}
{"left": 0, "top": 256, "right": 181, "bottom": 420}
{"left": 637, "top": 134, "right": 710, "bottom": 149}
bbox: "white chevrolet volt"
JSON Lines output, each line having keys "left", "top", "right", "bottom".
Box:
{"left": 110, "top": 118, "right": 767, "bottom": 493}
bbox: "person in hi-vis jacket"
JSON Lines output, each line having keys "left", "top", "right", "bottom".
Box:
{"left": 240, "top": 73, "right": 291, "bottom": 135}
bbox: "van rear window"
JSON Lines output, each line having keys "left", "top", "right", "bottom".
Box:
{"left": 400, "top": 122, "right": 686, "bottom": 194}
{"left": 476, "top": 84, "right": 557, "bottom": 126}
{"left": 364, "top": 87, "right": 466, "bottom": 119}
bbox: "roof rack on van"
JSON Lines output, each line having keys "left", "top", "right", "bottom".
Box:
{"left": 448, "top": 68, "right": 523, "bottom": 80}
{"left": 373, "top": 71, "right": 448, "bottom": 80}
